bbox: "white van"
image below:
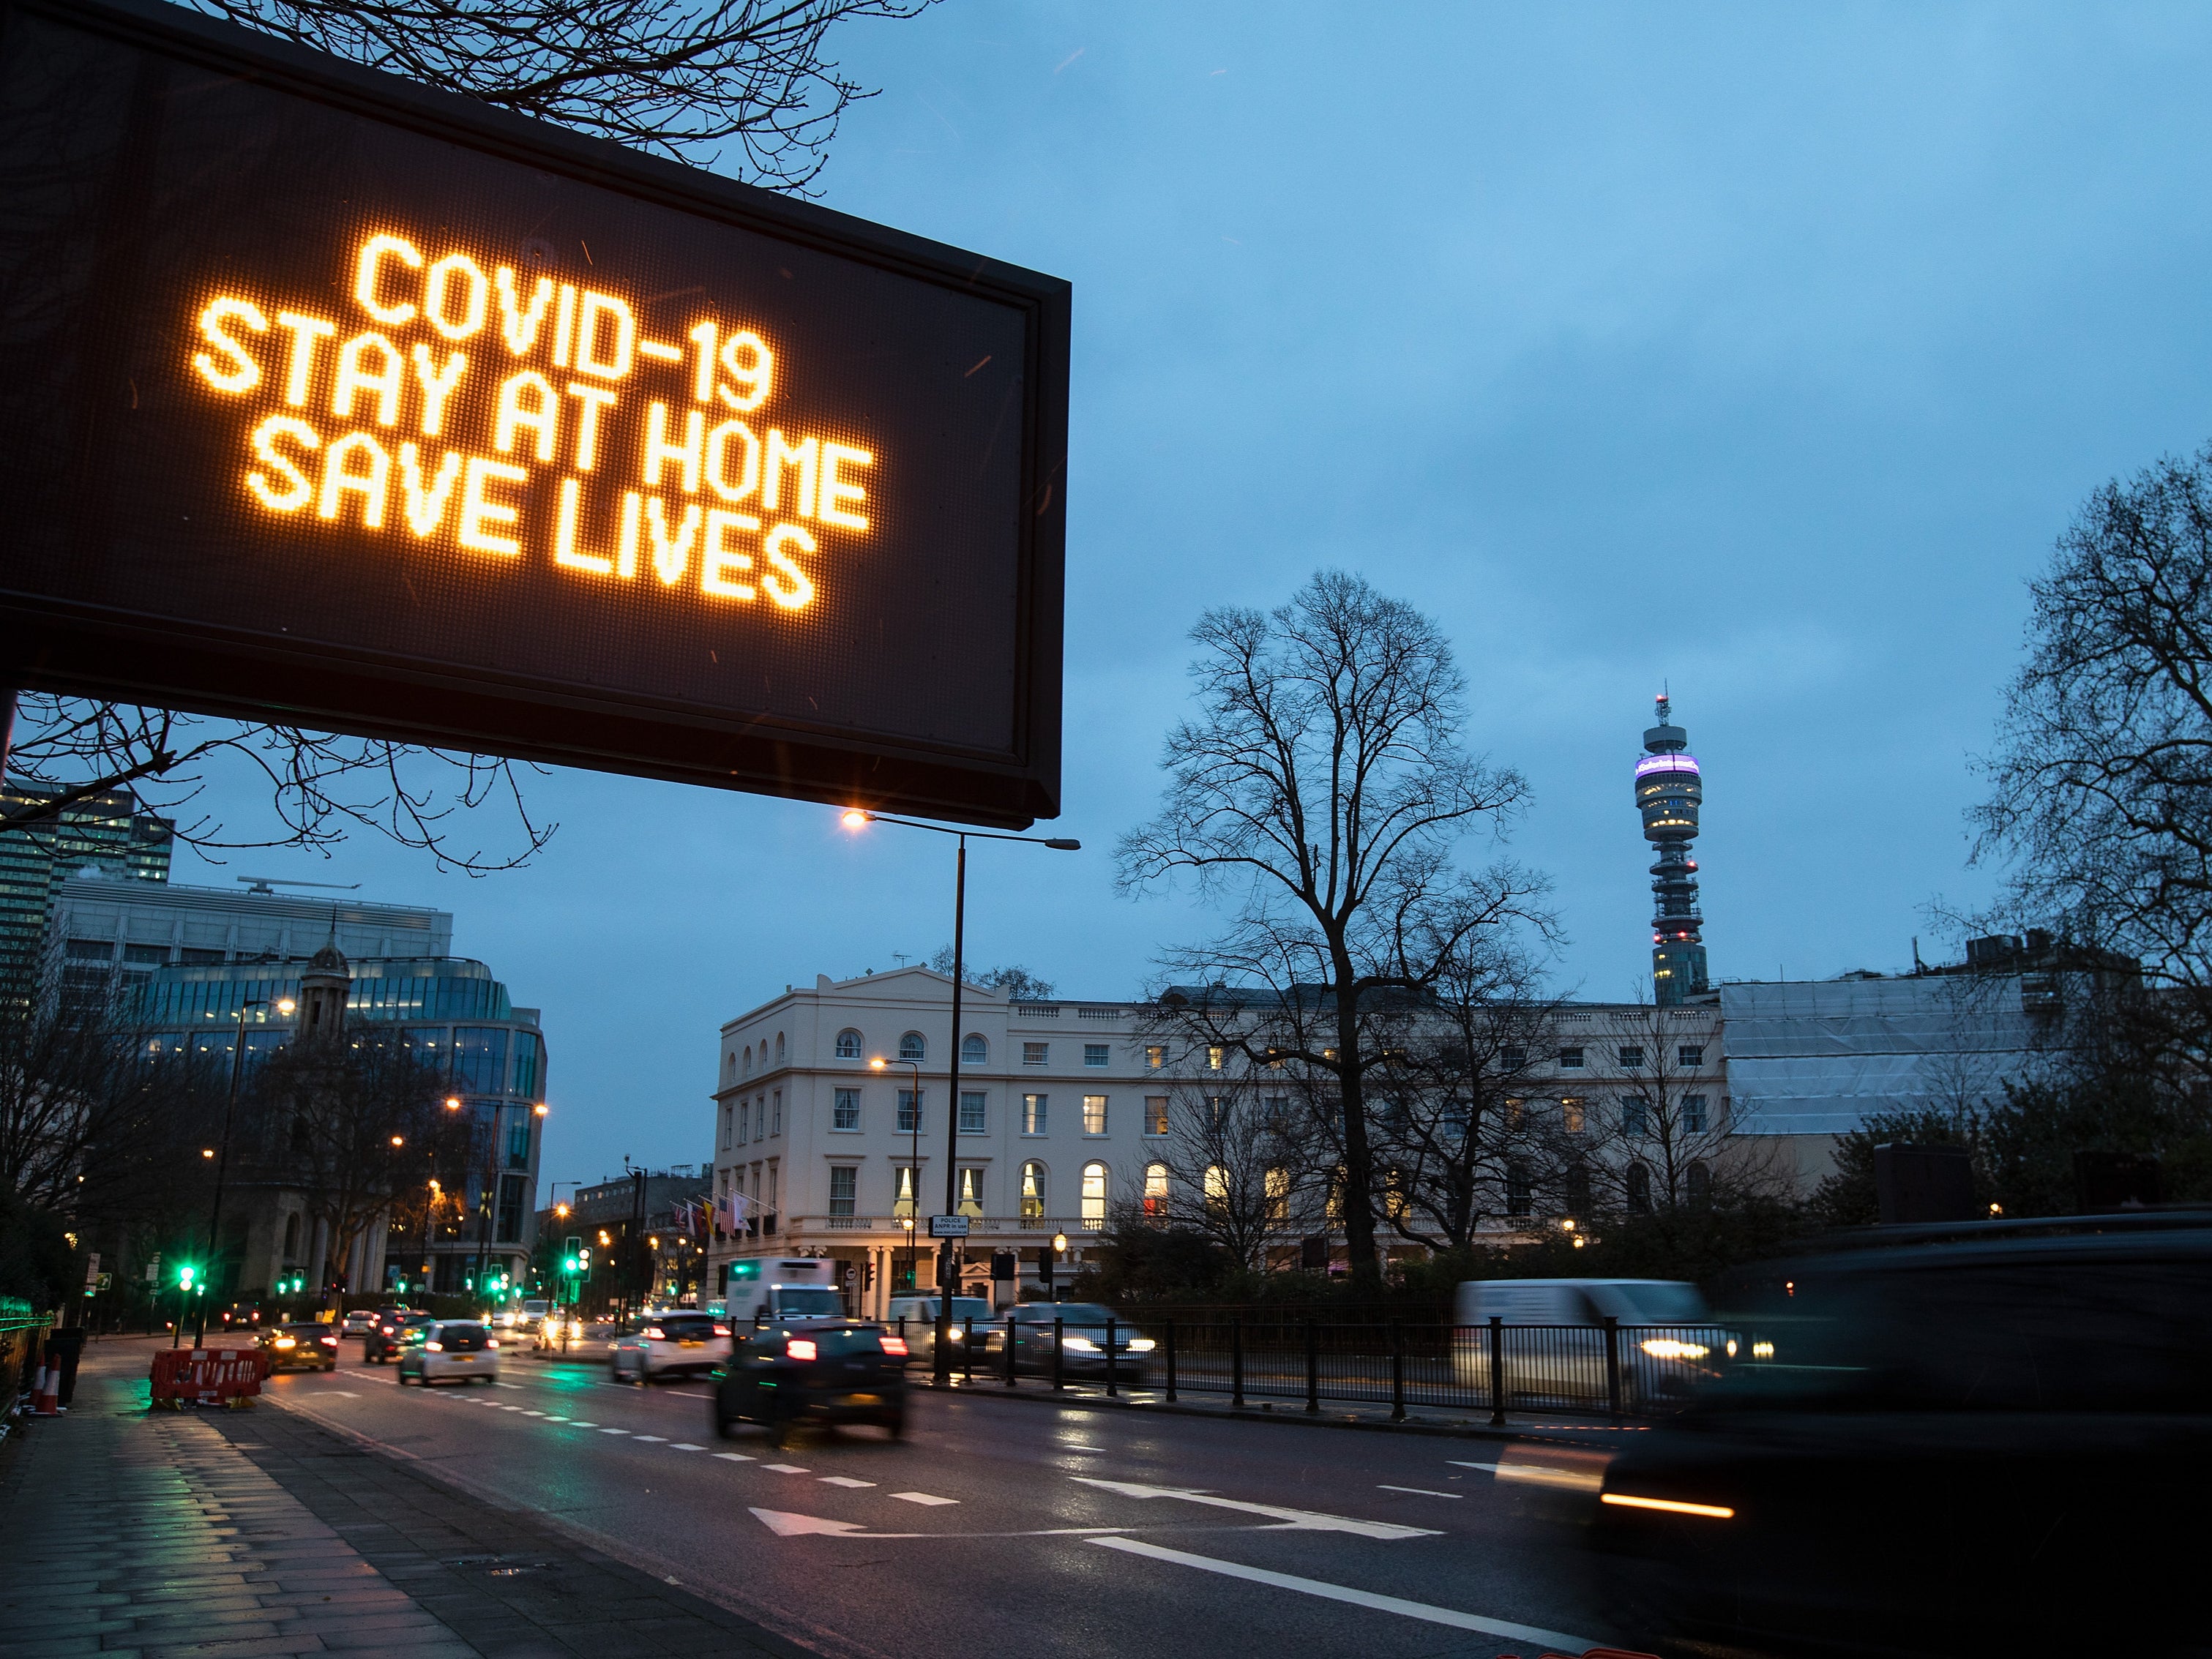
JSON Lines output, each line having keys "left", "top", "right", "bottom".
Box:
{"left": 1450, "top": 1278, "right": 1727, "bottom": 1408}
{"left": 724, "top": 1257, "right": 847, "bottom": 1328}
{"left": 885, "top": 1295, "right": 996, "bottom": 1363}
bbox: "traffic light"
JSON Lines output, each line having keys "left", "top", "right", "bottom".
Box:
{"left": 576, "top": 1245, "right": 592, "bottom": 1279}
{"left": 177, "top": 1263, "right": 197, "bottom": 1291}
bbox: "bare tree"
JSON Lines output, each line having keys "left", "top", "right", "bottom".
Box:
{"left": 1971, "top": 440, "right": 2212, "bottom": 1078}
{"left": 1146, "top": 1067, "right": 1317, "bottom": 1273}
{"left": 1579, "top": 1001, "right": 1788, "bottom": 1215}
{"left": 193, "top": 0, "right": 935, "bottom": 182}
{"left": 1368, "top": 940, "right": 1568, "bottom": 1251}
{"left": 1118, "top": 571, "right": 1551, "bottom": 1287}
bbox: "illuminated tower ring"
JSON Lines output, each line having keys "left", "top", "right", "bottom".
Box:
{"left": 1635, "top": 694, "right": 1708, "bottom": 1005}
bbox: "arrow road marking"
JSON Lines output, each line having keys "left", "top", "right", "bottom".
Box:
{"left": 749, "top": 1509, "right": 1130, "bottom": 1541}
{"left": 1070, "top": 1478, "right": 1437, "bottom": 1539}
{"left": 1378, "top": 1486, "right": 1461, "bottom": 1499}
{"left": 1086, "top": 1538, "right": 1599, "bottom": 1651}
{"left": 751, "top": 1508, "right": 870, "bottom": 1538}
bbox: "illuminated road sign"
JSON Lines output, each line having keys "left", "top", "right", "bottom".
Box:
{"left": 0, "top": 0, "right": 1069, "bottom": 827}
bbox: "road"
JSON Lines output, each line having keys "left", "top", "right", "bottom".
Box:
{"left": 261, "top": 1346, "right": 1626, "bottom": 1659}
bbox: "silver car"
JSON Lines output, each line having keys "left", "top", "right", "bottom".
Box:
{"left": 884, "top": 1295, "right": 996, "bottom": 1365}
{"left": 396, "top": 1319, "right": 502, "bottom": 1386}
{"left": 984, "top": 1303, "right": 1154, "bottom": 1383}
{"left": 609, "top": 1311, "right": 732, "bottom": 1382}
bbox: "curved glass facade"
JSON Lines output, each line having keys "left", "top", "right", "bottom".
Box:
{"left": 136, "top": 956, "right": 512, "bottom": 1025}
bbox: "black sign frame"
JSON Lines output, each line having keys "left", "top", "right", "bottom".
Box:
{"left": 0, "top": 0, "right": 1067, "bottom": 828}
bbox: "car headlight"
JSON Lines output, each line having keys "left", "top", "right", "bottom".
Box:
{"left": 1062, "top": 1336, "right": 1099, "bottom": 1352}
{"left": 424, "top": 1342, "right": 443, "bottom": 1352}
{"left": 946, "top": 1330, "right": 963, "bottom": 1341}
{"left": 1752, "top": 1341, "right": 1775, "bottom": 1359}
{"left": 1126, "top": 1338, "right": 1156, "bottom": 1352}
{"left": 1639, "top": 1338, "right": 1708, "bottom": 1360}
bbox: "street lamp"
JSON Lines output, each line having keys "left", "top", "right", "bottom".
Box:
{"left": 872, "top": 1053, "right": 924, "bottom": 1306}
{"left": 193, "top": 990, "right": 294, "bottom": 1345}
{"left": 840, "top": 807, "right": 1080, "bottom": 1387}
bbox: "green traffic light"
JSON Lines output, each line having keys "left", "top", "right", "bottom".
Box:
{"left": 178, "top": 1265, "right": 195, "bottom": 1289}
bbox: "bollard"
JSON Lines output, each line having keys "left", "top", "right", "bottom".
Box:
{"left": 1488, "top": 1315, "right": 1506, "bottom": 1428}
{"left": 1304, "top": 1319, "right": 1320, "bottom": 1415}
{"left": 963, "top": 1316, "right": 974, "bottom": 1383}
{"left": 1230, "top": 1317, "right": 1245, "bottom": 1411}
{"left": 1165, "top": 1317, "right": 1177, "bottom": 1402}
{"left": 1105, "top": 1317, "right": 1118, "bottom": 1398}
{"left": 1004, "top": 1314, "right": 1017, "bottom": 1387}
{"left": 1052, "top": 1317, "right": 1064, "bottom": 1392}
{"left": 1389, "top": 1321, "right": 1405, "bottom": 1423}
{"left": 1603, "top": 1314, "right": 1623, "bottom": 1420}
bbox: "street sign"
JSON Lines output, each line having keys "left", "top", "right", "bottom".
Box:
{"left": 927, "top": 1214, "right": 971, "bottom": 1239}
{"left": 0, "top": 0, "right": 1069, "bottom": 828}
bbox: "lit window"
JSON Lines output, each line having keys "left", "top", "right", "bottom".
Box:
{"left": 1264, "top": 1166, "right": 1290, "bottom": 1223}
{"left": 1080, "top": 1161, "right": 1108, "bottom": 1223}
{"left": 1206, "top": 1046, "right": 1224, "bottom": 1071}
{"left": 1203, "top": 1164, "right": 1228, "bottom": 1210}
{"left": 1020, "top": 1161, "right": 1047, "bottom": 1220}
{"left": 1144, "top": 1096, "right": 1169, "bottom": 1136}
{"left": 832, "top": 1088, "right": 860, "bottom": 1131}
{"left": 1143, "top": 1162, "right": 1169, "bottom": 1216}
{"left": 1023, "top": 1042, "right": 1048, "bottom": 1067}
{"left": 1083, "top": 1095, "right": 1107, "bottom": 1135}
{"left": 892, "top": 1164, "right": 916, "bottom": 1218}
{"left": 834, "top": 1029, "right": 862, "bottom": 1060}
{"left": 957, "top": 1166, "right": 983, "bottom": 1217}
{"left": 1083, "top": 1044, "right": 1109, "bottom": 1067}
{"left": 959, "top": 1091, "right": 987, "bottom": 1134}
{"left": 899, "top": 1031, "right": 926, "bottom": 1063}
{"left": 1023, "top": 1093, "right": 1048, "bottom": 1134}
{"left": 1561, "top": 1098, "right": 1585, "bottom": 1134}
{"left": 1145, "top": 1045, "right": 1165, "bottom": 1070}
{"left": 963, "top": 1033, "right": 987, "bottom": 1065}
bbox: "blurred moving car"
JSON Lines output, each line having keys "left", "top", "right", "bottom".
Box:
{"left": 514, "top": 1298, "right": 551, "bottom": 1336}
{"left": 396, "top": 1319, "right": 501, "bottom": 1386}
{"left": 534, "top": 1314, "right": 589, "bottom": 1353}
{"left": 884, "top": 1295, "right": 995, "bottom": 1364}
{"left": 983, "top": 1302, "right": 1152, "bottom": 1383}
{"left": 338, "top": 1309, "right": 378, "bottom": 1338}
{"left": 609, "top": 1311, "right": 732, "bottom": 1382}
{"left": 258, "top": 1322, "right": 340, "bottom": 1372}
{"left": 1581, "top": 1214, "right": 2212, "bottom": 1657}
{"left": 1449, "top": 1278, "right": 1729, "bottom": 1409}
{"left": 362, "top": 1309, "right": 435, "bottom": 1363}
{"left": 711, "top": 1320, "right": 907, "bottom": 1443}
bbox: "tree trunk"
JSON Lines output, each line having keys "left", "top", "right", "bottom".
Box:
{"left": 1334, "top": 981, "right": 1381, "bottom": 1289}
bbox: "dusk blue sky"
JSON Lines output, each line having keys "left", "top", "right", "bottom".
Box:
{"left": 176, "top": 3, "right": 2212, "bottom": 1193}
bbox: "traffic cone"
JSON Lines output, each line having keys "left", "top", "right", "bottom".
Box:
{"left": 30, "top": 1360, "right": 59, "bottom": 1415}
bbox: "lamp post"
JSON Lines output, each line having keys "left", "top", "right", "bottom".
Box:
{"left": 840, "top": 808, "right": 1079, "bottom": 1388}
{"left": 196, "top": 990, "right": 295, "bottom": 1344}
{"left": 870, "top": 1054, "right": 924, "bottom": 1308}
{"left": 471, "top": 1099, "right": 548, "bottom": 1314}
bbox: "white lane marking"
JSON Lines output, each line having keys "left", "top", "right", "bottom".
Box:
{"left": 496, "top": 1381, "right": 523, "bottom": 1389}
{"left": 1086, "top": 1538, "right": 1599, "bottom": 1651}
{"left": 889, "top": 1491, "right": 958, "bottom": 1506}
{"left": 818, "top": 1477, "right": 875, "bottom": 1488}
{"left": 522, "top": 1410, "right": 545, "bottom": 1416}
{"left": 762, "top": 1463, "right": 810, "bottom": 1474}
{"left": 1377, "top": 1486, "right": 1461, "bottom": 1499}
{"left": 1070, "top": 1478, "right": 1436, "bottom": 1540}
{"left": 634, "top": 1434, "right": 668, "bottom": 1443}
{"left": 751, "top": 1508, "right": 869, "bottom": 1538}
{"left": 544, "top": 1415, "right": 569, "bottom": 1422}
{"left": 713, "top": 1453, "right": 755, "bottom": 1463}
{"left": 599, "top": 1428, "right": 629, "bottom": 1435}
{"left": 671, "top": 1443, "right": 706, "bottom": 1452}
{"left": 501, "top": 1406, "right": 526, "bottom": 1412}
{"left": 568, "top": 1420, "right": 596, "bottom": 1427}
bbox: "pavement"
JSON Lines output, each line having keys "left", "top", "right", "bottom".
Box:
{"left": 0, "top": 1336, "right": 1643, "bottom": 1659}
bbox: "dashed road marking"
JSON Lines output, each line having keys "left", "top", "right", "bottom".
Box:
{"left": 889, "top": 1491, "right": 958, "bottom": 1506}
{"left": 1378, "top": 1486, "right": 1461, "bottom": 1499}
{"left": 763, "top": 1463, "right": 810, "bottom": 1474}
{"left": 634, "top": 1434, "right": 668, "bottom": 1443}
{"left": 818, "top": 1477, "right": 875, "bottom": 1488}
{"left": 671, "top": 1443, "right": 706, "bottom": 1452}
{"left": 713, "top": 1453, "right": 755, "bottom": 1463}
{"left": 569, "top": 1420, "right": 596, "bottom": 1428}
{"left": 599, "top": 1428, "right": 629, "bottom": 1435}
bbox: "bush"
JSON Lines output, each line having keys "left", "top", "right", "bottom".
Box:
{"left": 0, "top": 1185, "right": 74, "bottom": 1311}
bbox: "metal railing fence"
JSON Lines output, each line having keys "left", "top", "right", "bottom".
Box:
{"left": 897, "top": 1311, "right": 1740, "bottom": 1420}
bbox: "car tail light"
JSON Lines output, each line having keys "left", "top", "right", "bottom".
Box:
{"left": 645, "top": 1327, "right": 667, "bottom": 1340}
{"left": 485, "top": 1338, "right": 498, "bottom": 1349}
{"left": 424, "top": 1341, "right": 444, "bottom": 1352}
{"left": 786, "top": 1338, "right": 818, "bottom": 1361}
{"left": 712, "top": 1324, "right": 731, "bottom": 1336}
{"left": 879, "top": 1336, "right": 908, "bottom": 1357}
{"left": 320, "top": 1336, "right": 337, "bottom": 1347}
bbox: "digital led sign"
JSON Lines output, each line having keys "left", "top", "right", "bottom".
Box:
{"left": 0, "top": 0, "right": 1068, "bottom": 826}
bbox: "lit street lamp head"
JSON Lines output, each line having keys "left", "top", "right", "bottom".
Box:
{"left": 842, "top": 809, "right": 871, "bottom": 829}
{"left": 870, "top": 1057, "right": 886, "bottom": 1070}
{"left": 445, "top": 1096, "right": 462, "bottom": 1111}
{"left": 276, "top": 997, "right": 296, "bottom": 1014}
{"left": 1052, "top": 1231, "right": 1069, "bottom": 1254}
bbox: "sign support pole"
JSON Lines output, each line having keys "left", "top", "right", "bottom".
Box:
{"left": 935, "top": 836, "right": 966, "bottom": 1389}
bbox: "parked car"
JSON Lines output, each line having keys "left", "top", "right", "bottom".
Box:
{"left": 711, "top": 1320, "right": 907, "bottom": 1443}
{"left": 339, "top": 1309, "right": 379, "bottom": 1338}
{"left": 362, "top": 1309, "right": 435, "bottom": 1363}
{"left": 1449, "top": 1278, "right": 1728, "bottom": 1409}
{"left": 258, "top": 1322, "right": 340, "bottom": 1373}
{"left": 982, "top": 1302, "right": 1152, "bottom": 1384}
{"left": 514, "top": 1298, "right": 551, "bottom": 1336}
{"left": 1579, "top": 1216, "right": 2212, "bottom": 1656}
{"left": 884, "top": 1295, "right": 996, "bottom": 1365}
{"left": 396, "top": 1319, "right": 501, "bottom": 1385}
{"left": 610, "top": 1311, "right": 732, "bottom": 1382}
